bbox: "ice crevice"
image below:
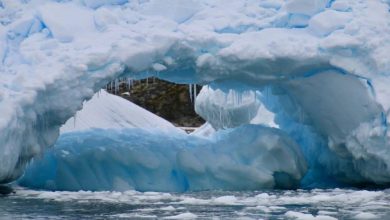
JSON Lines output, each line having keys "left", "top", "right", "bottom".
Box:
{"left": 1, "top": 0, "right": 390, "bottom": 190}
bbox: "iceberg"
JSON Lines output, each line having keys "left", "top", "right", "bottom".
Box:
{"left": 19, "top": 125, "right": 307, "bottom": 191}
{"left": 1, "top": 0, "right": 390, "bottom": 189}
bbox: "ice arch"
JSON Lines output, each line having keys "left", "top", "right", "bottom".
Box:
{"left": 1, "top": 0, "right": 390, "bottom": 189}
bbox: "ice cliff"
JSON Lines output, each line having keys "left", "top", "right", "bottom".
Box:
{"left": 1, "top": 0, "right": 390, "bottom": 190}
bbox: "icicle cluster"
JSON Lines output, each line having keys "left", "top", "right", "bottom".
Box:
{"left": 189, "top": 84, "right": 198, "bottom": 103}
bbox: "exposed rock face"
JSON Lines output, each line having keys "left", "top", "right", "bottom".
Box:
{"left": 107, "top": 78, "right": 204, "bottom": 127}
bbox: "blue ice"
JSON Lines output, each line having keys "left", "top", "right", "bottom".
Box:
{"left": 20, "top": 125, "right": 307, "bottom": 192}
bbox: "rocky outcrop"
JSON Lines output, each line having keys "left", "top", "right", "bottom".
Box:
{"left": 107, "top": 78, "right": 204, "bottom": 127}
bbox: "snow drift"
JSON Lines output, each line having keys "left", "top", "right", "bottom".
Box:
{"left": 1, "top": 0, "right": 390, "bottom": 189}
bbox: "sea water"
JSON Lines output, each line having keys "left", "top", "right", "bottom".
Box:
{"left": 0, "top": 188, "right": 389, "bottom": 219}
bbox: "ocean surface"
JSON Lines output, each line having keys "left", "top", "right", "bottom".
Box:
{"left": 0, "top": 188, "right": 389, "bottom": 219}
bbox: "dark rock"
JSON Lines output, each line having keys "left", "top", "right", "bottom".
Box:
{"left": 107, "top": 78, "right": 205, "bottom": 127}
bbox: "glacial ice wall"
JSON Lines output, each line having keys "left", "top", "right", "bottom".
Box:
{"left": 1, "top": 0, "right": 390, "bottom": 188}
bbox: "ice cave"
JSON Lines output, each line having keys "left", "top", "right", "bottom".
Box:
{"left": 1, "top": 0, "right": 390, "bottom": 193}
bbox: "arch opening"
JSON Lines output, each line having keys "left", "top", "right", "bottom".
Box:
{"left": 11, "top": 66, "right": 390, "bottom": 192}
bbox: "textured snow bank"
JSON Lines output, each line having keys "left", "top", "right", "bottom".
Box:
{"left": 1, "top": 0, "right": 390, "bottom": 188}
{"left": 20, "top": 125, "right": 306, "bottom": 191}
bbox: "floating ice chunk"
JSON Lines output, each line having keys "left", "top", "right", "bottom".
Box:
{"left": 353, "top": 212, "right": 379, "bottom": 220}
{"left": 285, "top": 211, "right": 337, "bottom": 220}
{"left": 164, "top": 212, "right": 197, "bottom": 219}
{"left": 212, "top": 196, "right": 238, "bottom": 205}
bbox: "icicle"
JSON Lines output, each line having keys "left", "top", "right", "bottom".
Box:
{"left": 189, "top": 84, "right": 193, "bottom": 103}
{"left": 193, "top": 84, "right": 197, "bottom": 103}
{"left": 111, "top": 81, "right": 114, "bottom": 92}
{"left": 127, "top": 78, "right": 132, "bottom": 93}
{"left": 115, "top": 79, "right": 119, "bottom": 94}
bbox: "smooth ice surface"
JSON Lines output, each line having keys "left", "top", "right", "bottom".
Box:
{"left": 1, "top": 0, "right": 390, "bottom": 188}
{"left": 19, "top": 125, "right": 307, "bottom": 191}
{"left": 60, "top": 89, "right": 182, "bottom": 133}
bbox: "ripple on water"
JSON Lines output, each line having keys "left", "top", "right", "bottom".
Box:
{"left": 0, "top": 188, "right": 388, "bottom": 219}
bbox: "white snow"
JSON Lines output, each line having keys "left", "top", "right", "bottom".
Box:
{"left": 38, "top": 3, "right": 97, "bottom": 42}
{"left": 284, "top": 0, "right": 329, "bottom": 16}
{"left": 60, "top": 89, "right": 182, "bottom": 134}
{"left": 308, "top": 10, "right": 352, "bottom": 36}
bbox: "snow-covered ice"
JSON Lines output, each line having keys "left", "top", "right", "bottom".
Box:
{"left": 1, "top": 0, "right": 390, "bottom": 190}
{"left": 60, "top": 89, "right": 182, "bottom": 133}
